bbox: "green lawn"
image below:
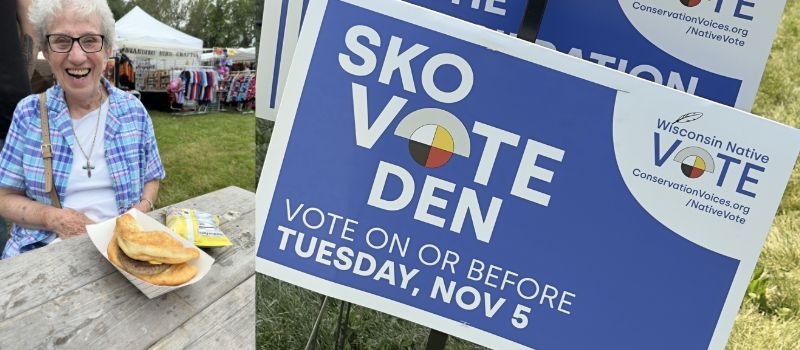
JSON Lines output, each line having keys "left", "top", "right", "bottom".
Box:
{"left": 151, "top": 111, "right": 255, "bottom": 208}
{"left": 725, "top": 2, "right": 800, "bottom": 348}
{"left": 256, "top": 2, "right": 800, "bottom": 348}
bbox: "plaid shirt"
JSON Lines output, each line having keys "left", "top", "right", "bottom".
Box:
{"left": 0, "top": 79, "right": 165, "bottom": 258}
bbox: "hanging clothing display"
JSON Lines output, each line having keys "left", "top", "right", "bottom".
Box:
{"left": 117, "top": 53, "right": 136, "bottom": 90}
{"left": 221, "top": 72, "right": 256, "bottom": 103}
{"left": 178, "top": 68, "right": 219, "bottom": 105}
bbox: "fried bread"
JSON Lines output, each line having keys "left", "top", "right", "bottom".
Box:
{"left": 108, "top": 236, "right": 198, "bottom": 286}
{"left": 114, "top": 215, "right": 200, "bottom": 264}
{"left": 107, "top": 213, "right": 200, "bottom": 286}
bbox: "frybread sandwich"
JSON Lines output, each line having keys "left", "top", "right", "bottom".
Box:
{"left": 108, "top": 214, "right": 200, "bottom": 286}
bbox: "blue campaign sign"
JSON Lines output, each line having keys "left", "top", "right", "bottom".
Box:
{"left": 257, "top": 0, "right": 528, "bottom": 120}
{"left": 404, "top": 0, "right": 528, "bottom": 34}
{"left": 255, "top": 0, "right": 800, "bottom": 349}
{"left": 536, "top": 0, "right": 786, "bottom": 110}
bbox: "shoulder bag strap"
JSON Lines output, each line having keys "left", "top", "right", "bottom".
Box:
{"left": 38, "top": 92, "right": 61, "bottom": 209}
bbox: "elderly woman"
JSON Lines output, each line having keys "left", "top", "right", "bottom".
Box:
{"left": 0, "top": 0, "right": 165, "bottom": 258}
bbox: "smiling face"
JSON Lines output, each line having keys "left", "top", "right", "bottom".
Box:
{"left": 43, "top": 6, "right": 111, "bottom": 106}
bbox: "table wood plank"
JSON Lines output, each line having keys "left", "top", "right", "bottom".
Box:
{"left": 0, "top": 186, "right": 253, "bottom": 322}
{"left": 0, "top": 234, "right": 117, "bottom": 321}
{"left": 0, "top": 186, "right": 255, "bottom": 349}
{"left": 149, "top": 276, "right": 255, "bottom": 350}
{"left": 0, "top": 211, "right": 254, "bottom": 349}
{"left": 188, "top": 298, "right": 256, "bottom": 350}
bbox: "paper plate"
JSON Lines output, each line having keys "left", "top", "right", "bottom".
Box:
{"left": 87, "top": 209, "right": 215, "bottom": 299}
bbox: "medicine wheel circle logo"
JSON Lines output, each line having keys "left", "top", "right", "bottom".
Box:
{"left": 672, "top": 146, "right": 716, "bottom": 179}
{"left": 408, "top": 124, "right": 455, "bottom": 168}
{"left": 680, "top": 155, "right": 707, "bottom": 178}
{"left": 680, "top": 0, "right": 701, "bottom": 7}
{"left": 394, "top": 108, "right": 472, "bottom": 169}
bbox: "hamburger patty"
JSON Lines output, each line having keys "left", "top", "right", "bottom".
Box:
{"left": 114, "top": 242, "right": 171, "bottom": 275}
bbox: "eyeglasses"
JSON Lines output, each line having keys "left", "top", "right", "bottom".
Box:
{"left": 46, "top": 34, "right": 105, "bottom": 53}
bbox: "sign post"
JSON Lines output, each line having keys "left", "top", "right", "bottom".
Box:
{"left": 255, "top": 0, "right": 800, "bottom": 348}
{"left": 425, "top": 329, "right": 449, "bottom": 350}
{"left": 518, "top": 0, "right": 548, "bottom": 42}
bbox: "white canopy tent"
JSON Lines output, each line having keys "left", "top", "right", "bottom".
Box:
{"left": 116, "top": 6, "right": 202, "bottom": 51}
{"left": 115, "top": 6, "right": 203, "bottom": 76}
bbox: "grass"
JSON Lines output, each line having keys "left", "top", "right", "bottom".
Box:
{"left": 727, "top": 303, "right": 800, "bottom": 350}
{"left": 256, "top": 2, "right": 800, "bottom": 348}
{"left": 727, "top": 2, "right": 800, "bottom": 348}
{"left": 151, "top": 111, "right": 255, "bottom": 207}
{"left": 256, "top": 274, "right": 486, "bottom": 350}
{"left": 754, "top": 1, "right": 800, "bottom": 215}
{"left": 256, "top": 118, "right": 274, "bottom": 180}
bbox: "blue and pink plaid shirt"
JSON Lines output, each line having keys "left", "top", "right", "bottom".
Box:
{"left": 0, "top": 78, "right": 165, "bottom": 258}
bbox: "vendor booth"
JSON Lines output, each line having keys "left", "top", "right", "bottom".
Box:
{"left": 115, "top": 6, "right": 202, "bottom": 75}
{"left": 110, "top": 7, "right": 254, "bottom": 113}
{"left": 199, "top": 47, "right": 257, "bottom": 113}
{"left": 114, "top": 6, "right": 204, "bottom": 110}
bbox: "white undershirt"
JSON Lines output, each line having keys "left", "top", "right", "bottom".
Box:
{"left": 63, "top": 99, "right": 117, "bottom": 222}
{"left": 44, "top": 99, "right": 117, "bottom": 244}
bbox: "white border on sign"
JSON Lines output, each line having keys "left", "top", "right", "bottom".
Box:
{"left": 255, "top": 0, "right": 281, "bottom": 120}
{"left": 256, "top": 0, "right": 307, "bottom": 121}
{"left": 255, "top": 0, "right": 799, "bottom": 349}
{"left": 255, "top": 0, "right": 323, "bottom": 246}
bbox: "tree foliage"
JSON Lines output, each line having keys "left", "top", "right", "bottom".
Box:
{"left": 110, "top": 0, "right": 261, "bottom": 48}
{"left": 108, "top": 0, "right": 135, "bottom": 20}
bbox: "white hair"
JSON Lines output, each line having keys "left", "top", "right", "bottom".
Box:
{"left": 29, "top": 0, "right": 116, "bottom": 52}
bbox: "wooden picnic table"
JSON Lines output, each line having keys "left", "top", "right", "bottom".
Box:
{"left": 0, "top": 186, "right": 255, "bottom": 349}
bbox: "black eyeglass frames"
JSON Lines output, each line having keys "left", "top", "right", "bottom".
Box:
{"left": 46, "top": 34, "right": 105, "bottom": 53}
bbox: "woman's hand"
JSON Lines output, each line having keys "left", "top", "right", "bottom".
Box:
{"left": 45, "top": 208, "right": 96, "bottom": 239}
{"left": 131, "top": 201, "right": 152, "bottom": 213}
